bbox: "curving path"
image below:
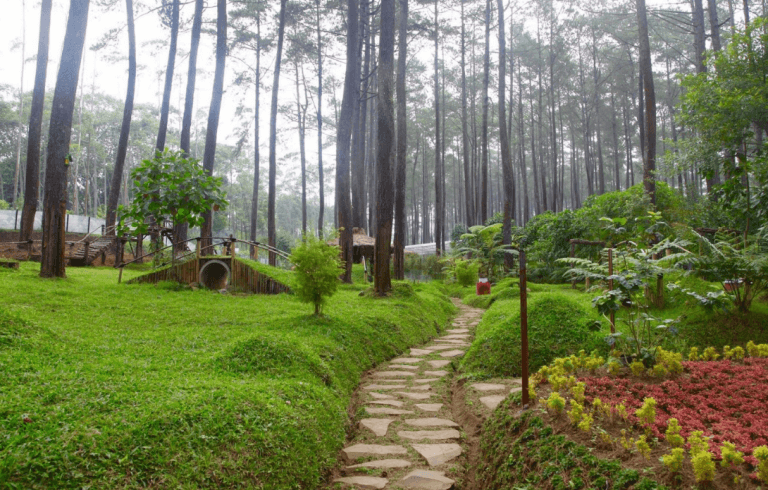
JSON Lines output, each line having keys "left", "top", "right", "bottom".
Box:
{"left": 329, "top": 299, "right": 516, "bottom": 489}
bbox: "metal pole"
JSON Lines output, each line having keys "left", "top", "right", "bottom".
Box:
{"left": 520, "top": 249, "right": 529, "bottom": 408}
{"left": 608, "top": 248, "right": 615, "bottom": 333}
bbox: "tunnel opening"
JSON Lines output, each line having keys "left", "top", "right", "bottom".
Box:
{"left": 199, "top": 260, "right": 230, "bottom": 290}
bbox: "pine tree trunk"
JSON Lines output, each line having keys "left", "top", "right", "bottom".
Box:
{"left": 316, "top": 0, "right": 325, "bottom": 238}
{"left": 250, "top": 12, "right": 262, "bottom": 253}
{"left": 637, "top": 0, "right": 656, "bottom": 203}
{"left": 155, "top": 0, "right": 178, "bottom": 153}
{"left": 106, "top": 0, "right": 136, "bottom": 238}
{"left": 460, "top": 1, "right": 474, "bottom": 227}
{"left": 393, "top": 0, "right": 408, "bottom": 280}
{"left": 200, "top": 0, "right": 227, "bottom": 253}
{"left": 351, "top": 0, "right": 367, "bottom": 229}
{"left": 268, "top": 0, "right": 287, "bottom": 265}
{"left": 174, "top": 0, "right": 203, "bottom": 251}
{"left": 336, "top": 0, "right": 359, "bottom": 282}
{"left": 374, "top": 0, "right": 396, "bottom": 294}
{"left": 19, "top": 0, "right": 52, "bottom": 243}
{"left": 497, "top": 0, "right": 515, "bottom": 267}
{"left": 481, "top": 0, "right": 490, "bottom": 224}
{"left": 433, "top": 0, "right": 443, "bottom": 255}
{"left": 40, "top": 0, "right": 90, "bottom": 278}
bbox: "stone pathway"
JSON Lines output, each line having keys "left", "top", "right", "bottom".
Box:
{"left": 331, "top": 301, "right": 485, "bottom": 489}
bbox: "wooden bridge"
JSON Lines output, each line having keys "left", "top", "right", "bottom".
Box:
{"left": 121, "top": 236, "right": 292, "bottom": 294}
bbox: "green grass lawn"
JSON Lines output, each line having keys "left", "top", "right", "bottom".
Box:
{"left": 0, "top": 263, "right": 454, "bottom": 489}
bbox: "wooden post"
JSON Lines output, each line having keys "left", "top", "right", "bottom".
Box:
{"left": 118, "top": 267, "right": 123, "bottom": 284}
{"left": 195, "top": 237, "right": 201, "bottom": 259}
{"left": 520, "top": 249, "right": 529, "bottom": 408}
{"left": 84, "top": 241, "right": 90, "bottom": 264}
{"left": 608, "top": 248, "right": 615, "bottom": 333}
{"left": 27, "top": 240, "right": 33, "bottom": 261}
{"left": 570, "top": 242, "right": 576, "bottom": 289}
{"left": 230, "top": 234, "right": 236, "bottom": 258}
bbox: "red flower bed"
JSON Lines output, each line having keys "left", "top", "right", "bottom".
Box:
{"left": 580, "top": 358, "right": 768, "bottom": 464}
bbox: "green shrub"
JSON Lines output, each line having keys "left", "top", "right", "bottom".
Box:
{"left": 455, "top": 259, "right": 480, "bottom": 287}
{"left": 289, "top": 234, "right": 343, "bottom": 315}
{"left": 461, "top": 292, "right": 605, "bottom": 377}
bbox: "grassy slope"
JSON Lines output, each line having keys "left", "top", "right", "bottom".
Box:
{"left": 456, "top": 279, "right": 607, "bottom": 379}
{"left": 0, "top": 263, "right": 454, "bottom": 489}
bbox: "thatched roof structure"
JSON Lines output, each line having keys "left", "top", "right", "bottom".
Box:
{"left": 328, "top": 227, "right": 375, "bottom": 263}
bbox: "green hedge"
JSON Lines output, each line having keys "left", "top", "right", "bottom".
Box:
{"left": 461, "top": 291, "right": 606, "bottom": 378}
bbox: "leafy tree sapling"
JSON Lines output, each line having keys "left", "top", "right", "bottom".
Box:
{"left": 118, "top": 149, "right": 228, "bottom": 255}
{"left": 289, "top": 233, "right": 343, "bottom": 315}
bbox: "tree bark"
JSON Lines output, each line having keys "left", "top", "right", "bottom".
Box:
{"left": 268, "top": 0, "right": 287, "bottom": 265}
{"left": 250, "top": 12, "right": 262, "bottom": 253}
{"left": 497, "top": 0, "right": 515, "bottom": 267}
{"left": 200, "top": 0, "right": 227, "bottom": 253}
{"left": 40, "top": 0, "right": 90, "bottom": 278}
{"left": 174, "top": 0, "right": 203, "bottom": 251}
{"left": 637, "top": 0, "right": 657, "bottom": 203}
{"left": 434, "top": 0, "right": 443, "bottom": 255}
{"left": 336, "top": 0, "right": 359, "bottom": 282}
{"left": 460, "top": 1, "right": 474, "bottom": 227}
{"left": 155, "top": 0, "right": 178, "bottom": 153}
{"left": 481, "top": 0, "right": 490, "bottom": 224}
{"left": 316, "top": 0, "right": 325, "bottom": 238}
{"left": 19, "top": 0, "right": 52, "bottom": 243}
{"left": 351, "top": 0, "right": 367, "bottom": 229}
{"left": 106, "top": 0, "right": 136, "bottom": 237}
{"left": 393, "top": 0, "right": 408, "bottom": 280}
{"left": 374, "top": 0, "right": 396, "bottom": 294}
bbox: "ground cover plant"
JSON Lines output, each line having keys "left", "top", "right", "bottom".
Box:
{"left": 474, "top": 400, "right": 666, "bottom": 489}
{"left": 525, "top": 347, "right": 768, "bottom": 488}
{"left": 0, "top": 262, "right": 454, "bottom": 488}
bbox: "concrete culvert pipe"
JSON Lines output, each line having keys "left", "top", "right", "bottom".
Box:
{"left": 199, "top": 260, "right": 230, "bottom": 290}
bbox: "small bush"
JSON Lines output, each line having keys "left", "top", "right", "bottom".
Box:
{"left": 455, "top": 259, "right": 480, "bottom": 287}
{"left": 289, "top": 234, "right": 343, "bottom": 315}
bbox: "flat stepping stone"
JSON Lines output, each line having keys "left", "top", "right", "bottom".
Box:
{"left": 348, "top": 459, "right": 412, "bottom": 470}
{"left": 364, "top": 384, "right": 406, "bottom": 390}
{"left": 399, "top": 469, "right": 454, "bottom": 489}
{"left": 446, "top": 329, "right": 469, "bottom": 334}
{"left": 414, "top": 403, "right": 444, "bottom": 412}
{"left": 441, "top": 334, "right": 470, "bottom": 339}
{"left": 408, "top": 385, "right": 432, "bottom": 391}
{"left": 388, "top": 364, "right": 419, "bottom": 370}
{"left": 404, "top": 418, "right": 458, "bottom": 428}
{"left": 342, "top": 444, "right": 408, "bottom": 462}
{"left": 412, "top": 443, "right": 463, "bottom": 466}
{"left": 360, "top": 418, "right": 394, "bottom": 436}
{"left": 439, "top": 350, "right": 466, "bottom": 358}
{"left": 509, "top": 386, "right": 523, "bottom": 394}
{"left": 392, "top": 358, "right": 423, "bottom": 364}
{"left": 373, "top": 371, "right": 415, "bottom": 377}
{"left": 396, "top": 392, "right": 433, "bottom": 400}
{"left": 470, "top": 383, "right": 507, "bottom": 392}
{"left": 414, "top": 378, "right": 440, "bottom": 383}
{"left": 480, "top": 395, "right": 506, "bottom": 410}
{"left": 369, "top": 392, "right": 395, "bottom": 399}
{"left": 410, "top": 349, "right": 433, "bottom": 356}
{"left": 433, "top": 340, "right": 469, "bottom": 345}
{"left": 398, "top": 429, "right": 459, "bottom": 440}
{"left": 426, "top": 360, "right": 451, "bottom": 368}
{"left": 369, "top": 399, "right": 404, "bottom": 407}
{"left": 333, "top": 476, "right": 388, "bottom": 489}
{"left": 425, "top": 345, "right": 463, "bottom": 351}
{"left": 423, "top": 370, "right": 449, "bottom": 377}
{"left": 365, "top": 407, "right": 414, "bottom": 415}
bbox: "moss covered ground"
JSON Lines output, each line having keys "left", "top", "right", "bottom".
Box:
{"left": 0, "top": 262, "right": 454, "bottom": 489}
